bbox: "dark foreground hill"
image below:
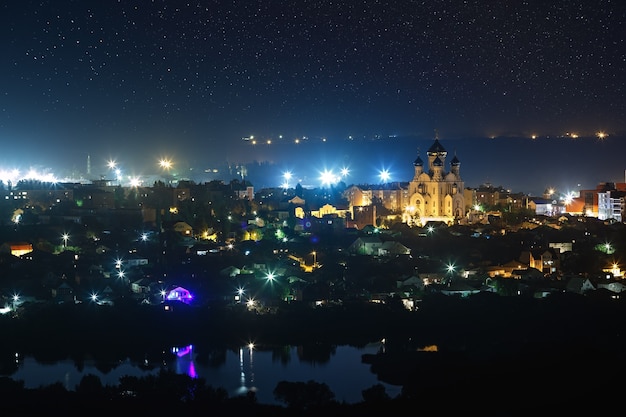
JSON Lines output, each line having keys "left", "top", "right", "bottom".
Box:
{"left": 1, "top": 292, "right": 624, "bottom": 415}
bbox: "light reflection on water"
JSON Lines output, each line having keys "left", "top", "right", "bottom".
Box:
{"left": 10, "top": 342, "right": 401, "bottom": 404}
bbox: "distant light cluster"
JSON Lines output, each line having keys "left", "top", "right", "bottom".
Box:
{"left": 0, "top": 169, "right": 58, "bottom": 185}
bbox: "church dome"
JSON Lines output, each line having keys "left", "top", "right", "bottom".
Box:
{"left": 451, "top": 155, "right": 460, "bottom": 166}
{"left": 427, "top": 138, "right": 446, "bottom": 156}
{"left": 413, "top": 155, "right": 423, "bottom": 166}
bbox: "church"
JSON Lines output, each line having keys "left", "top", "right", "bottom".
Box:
{"left": 404, "top": 135, "right": 465, "bottom": 226}
{"left": 344, "top": 134, "right": 466, "bottom": 227}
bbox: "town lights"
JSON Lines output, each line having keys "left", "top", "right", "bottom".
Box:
{"left": 379, "top": 169, "right": 390, "bottom": 183}
{"left": 234, "top": 287, "right": 245, "bottom": 303}
{"left": 61, "top": 233, "right": 69, "bottom": 248}
{"left": 282, "top": 171, "right": 293, "bottom": 189}
{"left": 159, "top": 158, "right": 172, "bottom": 170}
{"left": 319, "top": 169, "right": 338, "bottom": 187}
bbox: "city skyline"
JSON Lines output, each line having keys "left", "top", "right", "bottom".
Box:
{"left": 1, "top": 133, "right": 625, "bottom": 200}
{"left": 1, "top": 1, "right": 625, "bottom": 196}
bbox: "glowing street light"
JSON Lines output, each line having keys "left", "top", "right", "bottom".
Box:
{"left": 282, "top": 171, "right": 293, "bottom": 188}
{"left": 159, "top": 158, "right": 172, "bottom": 170}
{"left": 379, "top": 169, "right": 390, "bottom": 183}
{"left": 319, "top": 169, "right": 338, "bottom": 186}
{"left": 340, "top": 167, "right": 350, "bottom": 177}
{"left": 61, "top": 233, "right": 69, "bottom": 248}
{"left": 129, "top": 176, "right": 141, "bottom": 187}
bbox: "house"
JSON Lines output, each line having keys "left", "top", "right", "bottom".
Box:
{"left": 172, "top": 221, "right": 193, "bottom": 237}
{"left": 220, "top": 265, "right": 241, "bottom": 277}
{"left": 565, "top": 276, "right": 595, "bottom": 294}
{"left": 596, "top": 280, "right": 626, "bottom": 294}
{"left": 397, "top": 275, "right": 425, "bottom": 292}
{"left": 165, "top": 286, "right": 193, "bottom": 304}
{"left": 439, "top": 281, "right": 481, "bottom": 297}
{"left": 0, "top": 242, "right": 33, "bottom": 257}
{"left": 380, "top": 240, "right": 411, "bottom": 256}
{"left": 52, "top": 282, "right": 75, "bottom": 303}
{"left": 519, "top": 248, "right": 559, "bottom": 275}
{"left": 131, "top": 278, "right": 152, "bottom": 294}
{"left": 347, "top": 236, "right": 384, "bottom": 256}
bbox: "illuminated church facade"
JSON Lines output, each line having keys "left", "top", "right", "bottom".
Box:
{"left": 344, "top": 135, "right": 466, "bottom": 227}
{"left": 403, "top": 136, "right": 465, "bottom": 226}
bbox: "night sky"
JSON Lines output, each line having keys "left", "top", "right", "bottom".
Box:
{"left": 1, "top": 1, "right": 625, "bottom": 194}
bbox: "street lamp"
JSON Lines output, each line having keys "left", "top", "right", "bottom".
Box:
{"left": 282, "top": 171, "right": 292, "bottom": 189}
{"left": 159, "top": 158, "right": 172, "bottom": 170}
{"left": 235, "top": 286, "right": 245, "bottom": 303}
{"left": 62, "top": 233, "right": 69, "bottom": 248}
{"left": 311, "top": 251, "right": 317, "bottom": 267}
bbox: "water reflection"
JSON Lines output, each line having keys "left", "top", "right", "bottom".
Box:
{"left": 171, "top": 345, "right": 197, "bottom": 378}
{"left": 9, "top": 341, "right": 401, "bottom": 404}
{"left": 236, "top": 343, "right": 256, "bottom": 396}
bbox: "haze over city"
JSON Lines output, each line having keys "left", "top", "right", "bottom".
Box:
{"left": 1, "top": 1, "right": 625, "bottom": 196}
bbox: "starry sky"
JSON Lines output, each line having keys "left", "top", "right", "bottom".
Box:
{"left": 1, "top": 0, "right": 625, "bottom": 194}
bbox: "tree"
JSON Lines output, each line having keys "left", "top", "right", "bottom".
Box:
{"left": 75, "top": 373, "right": 104, "bottom": 397}
{"left": 362, "top": 383, "right": 391, "bottom": 403}
{"left": 273, "top": 380, "right": 336, "bottom": 410}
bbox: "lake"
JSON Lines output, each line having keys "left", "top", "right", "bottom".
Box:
{"left": 9, "top": 341, "right": 402, "bottom": 405}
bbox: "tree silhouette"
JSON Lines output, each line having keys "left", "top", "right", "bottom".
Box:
{"left": 273, "top": 380, "right": 336, "bottom": 410}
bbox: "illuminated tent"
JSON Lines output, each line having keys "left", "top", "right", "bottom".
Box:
{"left": 166, "top": 286, "right": 193, "bottom": 304}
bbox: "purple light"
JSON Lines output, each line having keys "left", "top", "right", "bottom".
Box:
{"left": 171, "top": 345, "right": 197, "bottom": 379}
{"left": 172, "top": 345, "right": 193, "bottom": 357}
{"left": 165, "top": 286, "right": 194, "bottom": 304}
